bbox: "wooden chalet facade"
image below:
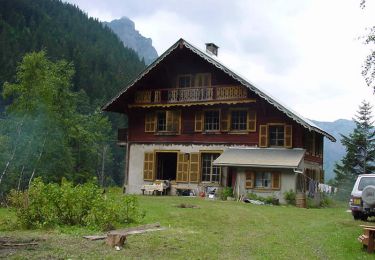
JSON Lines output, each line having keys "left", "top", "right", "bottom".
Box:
{"left": 103, "top": 39, "right": 335, "bottom": 202}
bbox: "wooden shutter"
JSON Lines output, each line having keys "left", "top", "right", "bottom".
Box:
{"left": 195, "top": 111, "right": 203, "bottom": 132}
{"left": 245, "top": 170, "right": 255, "bottom": 188}
{"left": 189, "top": 152, "right": 200, "bottom": 182}
{"left": 259, "top": 125, "right": 268, "bottom": 147}
{"left": 320, "top": 169, "right": 324, "bottom": 183}
{"left": 143, "top": 152, "right": 154, "bottom": 181}
{"left": 176, "top": 153, "right": 189, "bottom": 182}
{"left": 144, "top": 112, "right": 155, "bottom": 132}
{"left": 173, "top": 110, "right": 181, "bottom": 133}
{"left": 166, "top": 111, "right": 173, "bottom": 132}
{"left": 284, "top": 125, "right": 292, "bottom": 148}
{"left": 221, "top": 110, "right": 229, "bottom": 132}
{"left": 272, "top": 172, "right": 280, "bottom": 189}
{"left": 247, "top": 110, "right": 256, "bottom": 132}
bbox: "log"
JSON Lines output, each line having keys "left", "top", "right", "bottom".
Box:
{"left": 106, "top": 233, "right": 126, "bottom": 248}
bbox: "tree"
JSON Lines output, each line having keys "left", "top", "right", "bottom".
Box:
{"left": 0, "top": 51, "right": 112, "bottom": 196}
{"left": 333, "top": 100, "right": 375, "bottom": 197}
{"left": 360, "top": 0, "right": 375, "bottom": 92}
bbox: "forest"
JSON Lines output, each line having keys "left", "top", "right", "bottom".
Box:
{"left": 0, "top": 0, "right": 146, "bottom": 198}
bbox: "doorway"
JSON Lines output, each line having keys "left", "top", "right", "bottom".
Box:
{"left": 156, "top": 152, "right": 177, "bottom": 180}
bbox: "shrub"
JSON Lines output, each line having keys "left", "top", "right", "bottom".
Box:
{"left": 218, "top": 187, "right": 233, "bottom": 200}
{"left": 284, "top": 190, "right": 296, "bottom": 205}
{"left": 7, "top": 178, "right": 144, "bottom": 230}
{"left": 246, "top": 192, "right": 279, "bottom": 205}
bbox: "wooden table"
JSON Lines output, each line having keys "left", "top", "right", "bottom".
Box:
{"left": 359, "top": 225, "right": 375, "bottom": 253}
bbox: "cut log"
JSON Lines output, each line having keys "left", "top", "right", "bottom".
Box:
{"left": 106, "top": 234, "right": 126, "bottom": 248}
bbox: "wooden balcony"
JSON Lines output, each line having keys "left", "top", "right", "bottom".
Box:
{"left": 133, "top": 85, "right": 248, "bottom": 106}
{"left": 117, "top": 128, "right": 128, "bottom": 146}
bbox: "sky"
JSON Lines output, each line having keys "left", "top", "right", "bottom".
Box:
{"left": 65, "top": 0, "right": 375, "bottom": 122}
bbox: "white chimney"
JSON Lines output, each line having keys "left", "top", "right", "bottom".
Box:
{"left": 205, "top": 43, "right": 219, "bottom": 56}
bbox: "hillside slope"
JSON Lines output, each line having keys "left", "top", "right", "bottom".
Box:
{"left": 0, "top": 0, "right": 145, "bottom": 109}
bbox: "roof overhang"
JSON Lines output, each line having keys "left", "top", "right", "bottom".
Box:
{"left": 102, "top": 38, "right": 336, "bottom": 142}
{"left": 213, "top": 147, "right": 305, "bottom": 169}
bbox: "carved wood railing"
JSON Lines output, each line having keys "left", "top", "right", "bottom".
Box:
{"left": 134, "top": 85, "right": 247, "bottom": 104}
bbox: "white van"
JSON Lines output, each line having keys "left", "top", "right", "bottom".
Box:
{"left": 350, "top": 174, "right": 375, "bottom": 221}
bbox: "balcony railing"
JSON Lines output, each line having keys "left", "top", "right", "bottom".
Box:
{"left": 134, "top": 85, "right": 247, "bottom": 104}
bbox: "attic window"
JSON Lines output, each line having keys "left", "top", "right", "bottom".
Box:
{"left": 177, "top": 75, "right": 192, "bottom": 88}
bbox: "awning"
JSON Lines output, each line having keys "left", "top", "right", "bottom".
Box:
{"left": 213, "top": 148, "right": 305, "bottom": 169}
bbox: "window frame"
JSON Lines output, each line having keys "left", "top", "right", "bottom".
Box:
{"left": 268, "top": 124, "right": 285, "bottom": 147}
{"left": 204, "top": 109, "right": 221, "bottom": 132}
{"left": 195, "top": 73, "right": 211, "bottom": 87}
{"left": 230, "top": 109, "right": 248, "bottom": 132}
{"left": 200, "top": 152, "right": 222, "bottom": 183}
{"left": 177, "top": 74, "right": 193, "bottom": 88}
{"left": 156, "top": 111, "right": 167, "bottom": 132}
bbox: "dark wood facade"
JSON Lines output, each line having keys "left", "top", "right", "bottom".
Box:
{"left": 104, "top": 39, "right": 333, "bottom": 193}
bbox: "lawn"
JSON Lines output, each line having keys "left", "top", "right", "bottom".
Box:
{"left": 0, "top": 193, "right": 373, "bottom": 259}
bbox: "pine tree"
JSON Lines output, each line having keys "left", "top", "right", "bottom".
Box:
{"left": 333, "top": 101, "right": 375, "bottom": 197}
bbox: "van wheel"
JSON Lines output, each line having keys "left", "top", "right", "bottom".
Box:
{"left": 353, "top": 211, "right": 363, "bottom": 220}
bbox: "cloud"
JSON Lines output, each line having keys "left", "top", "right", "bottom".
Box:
{"left": 64, "top": 0, "right": 375, "bottom": 121}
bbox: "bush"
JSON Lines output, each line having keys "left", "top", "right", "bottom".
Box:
{"left": 246, "top": 192, "right": 279, "bottom": 205}
{"left": 284, "top": 190, "right": 296, "bottom": 205}
{"left": 218, "top": 187, "right": 233, "bottom": 200}
{"left": 7, "top": 178, "right": 144, "bottom": 230}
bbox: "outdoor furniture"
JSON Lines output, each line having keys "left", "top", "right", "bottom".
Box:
{"left": 141, "top": 180, "right": 170, "bottom": 195}
{"left": 358, "top": 225, "right": 375, "bottom": 253}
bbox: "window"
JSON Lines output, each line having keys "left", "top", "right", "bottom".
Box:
{"left": 201, "top": 153, "right": 221, "bottom": 182}
{"left": 255, "top": 172, "right": 272, "bottom": 188}
{"left": 269, "top": 125, "right": 285, "bottom": 146}
{"left": 157, "top": 111, "right": 167, "bottom": 131}
{"left": 150, "top": 110, "right": 181, "bottom": 133}
{"left": 204, "top": 110, "right": 220, "bottom": 131}
{"left": 231, "top": 110, "right": 247, "bottom": 131}
{"left": 178, "top": 75, "right": 192, "bottom": 88}
{"left": 195, "top": 73, "right": 211, "bottom": 87}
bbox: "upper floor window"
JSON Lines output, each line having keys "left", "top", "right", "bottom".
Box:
{"left": 231, "top": 110, "right": 247, "bottom": 131}
{"left": 195, "top": 73, "right": 211, "bottom": 87}
{"left": 269, "top": 125, "right": 285, "bottom": 146}
{"left": 145, "top": 110, "right": 181, "bottom": 134}
{"left": 177, "top": 75, "right": 192, "bottom": 88}
{"left": 259, "top": 124, "right": 292, "bottom": 148}
{"left": 204, "top": 110, "right": 220, "bottom": 131}
{"left": 157, "top": 111, "right": 167, "bottom": 132}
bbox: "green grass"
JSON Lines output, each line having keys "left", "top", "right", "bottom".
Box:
{"left": 0, "top": 193, "right": 373, "bottom": 259}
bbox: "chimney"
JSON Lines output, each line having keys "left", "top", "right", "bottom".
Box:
{"left": 205, "top": 43, "right": 219, "bottom": 56}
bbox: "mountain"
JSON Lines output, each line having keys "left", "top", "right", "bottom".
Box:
{"left": 312, "top": 119, "right": 356, "bottom": 181}
{"left": 0, "top": 0, "right": 145, "bottom": 108}
{"left": 104, "top": 17, "right": 158, "bottom": 65}
{"left": 0, "top": 0, "right": 146, "bottom": 185}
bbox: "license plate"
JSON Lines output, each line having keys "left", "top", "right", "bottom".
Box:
{"left": 353, "top": 198, "right": 361, "bottom": 205}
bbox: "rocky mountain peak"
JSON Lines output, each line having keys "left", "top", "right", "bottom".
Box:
{"left": 104, "top": 17, "right": 158, "bottom": 65}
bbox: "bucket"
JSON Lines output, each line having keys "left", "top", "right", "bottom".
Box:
{"left": 296, "top": 192, "right": 307, "bottom": 208}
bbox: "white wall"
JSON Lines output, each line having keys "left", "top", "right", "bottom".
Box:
{"left": 235, "top": 167, "right": 297, "bottom": 204}
{"left": 126, "top": 143, "right": 245, "bottom": 194}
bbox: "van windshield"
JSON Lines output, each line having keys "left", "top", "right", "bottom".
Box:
{"left": 358, "top": 177, "right": 375, "bottom": 191}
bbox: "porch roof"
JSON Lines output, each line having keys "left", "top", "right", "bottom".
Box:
{"left": 213, "top": 148, "right": 305, "bottom": 169}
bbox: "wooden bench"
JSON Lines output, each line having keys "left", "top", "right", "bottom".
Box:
{"left": 359, "top": 225, "right": 375, "bottom": 253}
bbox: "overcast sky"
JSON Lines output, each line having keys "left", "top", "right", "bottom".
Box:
{"left": 65, "top": 0, "right": 375, "bottom": 122}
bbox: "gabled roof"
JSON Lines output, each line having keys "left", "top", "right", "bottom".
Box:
{"left": 102, "top": 38, "right": 336, "bottom": 142}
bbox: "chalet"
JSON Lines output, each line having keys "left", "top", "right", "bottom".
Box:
{"left": 102, "top": 38, "right": 336, "bottom": 203}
